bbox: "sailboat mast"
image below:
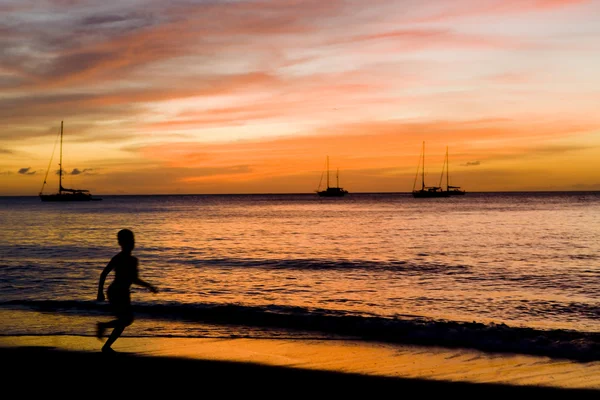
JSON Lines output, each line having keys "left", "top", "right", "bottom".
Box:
{"left": 421, "top": 141, "right": 425, "bottom": 190}
{"left": 446, "top": 146, "right": 449, "bottom": 191}
{"left": 59, "top": 120, "right": 63, "bottom": 194}
{"left": 336, "top": 168, "right": 339, "bottom": 188}
{"left": 326, "top": 156, "right": 330, "bottom": 189}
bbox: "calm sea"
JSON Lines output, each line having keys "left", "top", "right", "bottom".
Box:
{"left": 1, "top": 193, "right": 599, "bottom": 359}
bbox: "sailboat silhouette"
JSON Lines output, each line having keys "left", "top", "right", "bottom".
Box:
{"left": 412, "top": 142, "right": 449, "bottom": 198}
{"left": 316, "top": 156, "right": 348, "bottom": 197}
{"left": 39, "top": 121, "right": 101, "bottom": 202}
{"left": 439, "top": 146, "right": 465, "bottom": 195}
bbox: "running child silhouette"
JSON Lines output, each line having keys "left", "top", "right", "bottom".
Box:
{"left": 96, "top": 229, "right": 158, "bottom": 353}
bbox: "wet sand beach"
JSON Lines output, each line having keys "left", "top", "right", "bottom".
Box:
{"left": 2, "top": 335, "right": 598, "bottom": 396}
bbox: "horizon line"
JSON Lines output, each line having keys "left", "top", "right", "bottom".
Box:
{"left": 3, "top": 190, "right": 600, "bottom": 197}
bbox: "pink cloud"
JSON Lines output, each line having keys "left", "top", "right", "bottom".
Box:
{"left": 345, "top": 28, "right": 526, "bottom": 51}
{"left": 486, "top": 72, "right": 534, "bottom": 84}
{"left": 412, "top": 0, "right": 591, "bottom": 22}
{"left": 4, "top": 1, "right": 343, "bottom": 91}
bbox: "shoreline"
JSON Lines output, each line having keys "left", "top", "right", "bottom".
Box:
{"left": 2, "top": 335, "right": 598, "bottom": 393}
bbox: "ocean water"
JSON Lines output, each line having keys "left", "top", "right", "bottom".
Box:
{"left": 1, "top": 192, "right": 599, "bottom": 360}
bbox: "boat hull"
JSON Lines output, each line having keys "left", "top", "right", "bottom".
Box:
{"left": 412, "top": 190, "right": 450, "bottom": 198}
{"left": 317, "top": 188, "right": 348, "bottom": 197}
{"left": 39, "top": 193, "right": 100, "bottom": 202}
{"left": 317, "top": 192, "right": 347, "bottom": 197}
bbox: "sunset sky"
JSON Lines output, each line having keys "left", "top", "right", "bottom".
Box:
{"left": 1, "top": 0, "right": 599, "bottom": 195}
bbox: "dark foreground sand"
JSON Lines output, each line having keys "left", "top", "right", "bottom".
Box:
{"left": 2, "top": 336, "right": 598, "bottom": 397}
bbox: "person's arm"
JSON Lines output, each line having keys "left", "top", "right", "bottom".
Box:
{"left": 97, "top": 260, "right": 115, "bottom": 301}
{"left": 133, "top": 277, "right": 158, "bottom": 293}
{"left": 131, "top": 257, "right": 158, "bottom": 293}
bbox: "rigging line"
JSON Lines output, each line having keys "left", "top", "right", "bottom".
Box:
{"left": 317, "top": 158, "right": 328, "bottom": 191}
{"left": 39, "top": 125, "right": 61, "bottom": 194}
{"left": 317, "top": 170, "right": 325, "bottom": 191}
{"left": 438, "top": 152, "right": 446, "bottom": 188}
{"left": 412, "top": 151, "right": 421, "bottom": 191}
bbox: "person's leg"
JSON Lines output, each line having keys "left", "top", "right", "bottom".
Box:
{"left": 102, "top": 322, "right": 127, "bottom": 352}
{"left": 96, "top": 297, "right": 126, "bottom": 340}
{"left": 99, "top": 299, "right": 133, "bottom": 351}
{"left": 96, "top": 321, "right": 107, "bottom": 339}
{"left": 96, "top": 318, "right": 122, "bottom": 339}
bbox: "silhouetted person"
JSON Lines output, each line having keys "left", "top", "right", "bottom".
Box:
{"left": 96, "top": 229, "right": 158, "bottom": 353}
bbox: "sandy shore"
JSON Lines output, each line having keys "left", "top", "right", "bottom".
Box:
{"left": 1, "top": 335, "right": 598, "bottom": 395}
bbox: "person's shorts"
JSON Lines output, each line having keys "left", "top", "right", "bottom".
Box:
{"left": 107, "top": 286, "right": 133, "bottom": 322}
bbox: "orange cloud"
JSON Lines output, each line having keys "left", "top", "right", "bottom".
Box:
{"left": 137, "top": 118, "right": 598, "bottom": 177}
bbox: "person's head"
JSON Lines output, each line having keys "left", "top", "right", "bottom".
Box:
{"left": 117, "top": 229, "right": 135, "bottom": 252}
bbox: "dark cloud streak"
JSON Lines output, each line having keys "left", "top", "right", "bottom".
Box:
{"left": 54, "top": 168, "right": 96, "bottom": 175}
{"left": 81, "top": 14, "right": 139, "bottom": 26}
{"left": 70, "top": 168, "right": 95, "bottom": 175}
{"left": 18, "top": 167, "right": 36, "bottom": 175}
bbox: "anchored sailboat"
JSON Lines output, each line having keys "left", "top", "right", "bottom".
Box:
{"left": 39, "top": 121, "right": 101, "bottom": 202}
{"left": 439, "top": 146, "right": 465, "bottom": 195}
{"left": 412, "top": 141, "right": 449, "bottom": 198}
{"left": 316, "top": 156, "right": 348, "bottom": 197}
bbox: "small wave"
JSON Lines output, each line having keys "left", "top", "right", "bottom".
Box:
{"left": 154, "top": 257, "right": 470, "bottom": 275}
{"left": 3, "top": 300, "right": 598, "bottom": 362}
{"left": 508, "top": 300, "right": 600, "bottom": 320}
{"left": 569, "top": 254, "right": 598, "bottom": 260}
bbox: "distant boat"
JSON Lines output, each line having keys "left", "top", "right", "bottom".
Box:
{"left": 39, "top": 121, "right": 101, "bottom": 202}
{"left": 440, "top": 146, "right": 465, "bottom": 196}
{"left": 316, "top": 156, "right": 348, "bottom": 197}
{"left": 412, "top": 141, "right": 449, "bottom": 198}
